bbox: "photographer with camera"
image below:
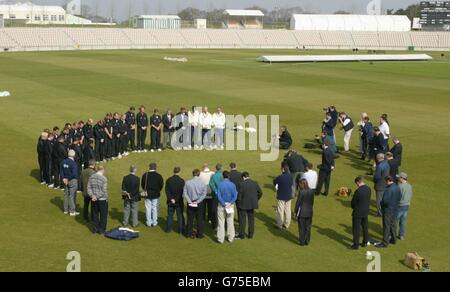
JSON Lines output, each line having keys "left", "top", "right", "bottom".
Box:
{"left": 338, "top": 112, "right": 354, "bottom": 153}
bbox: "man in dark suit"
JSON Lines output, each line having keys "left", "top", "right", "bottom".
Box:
{"left": 237, "top": 172, "right": 263, "bottom": 239}
{"left": 165, "top": 167, "right": 185, "bottom": 234}
{"left": 284, "top": 150, "right": 309, "bottom": 195}
{"left": 294, "top": 179, "right": 315, "bottom": 246}
{"left": 349, "top": 176, "right": 372, "bottom": 250}
{"left": 121, "top": 165, "right": 141, "bottom": 227}
{"left": 377, "top": 176, "right": 402, "bottom": 248}
{"left": 386, "top": 152, "right": 400, "bottom": 179}
{"left": 229, "top": 162, "right": 243, "bottom": 223}
{"left": 162, "top": 109, "right": 174, "bottom": 150}
{"left": 315, "top": 141, "right": 335, "bottom": 196}
{"left": 391, "top": 137, "right": 403, "bottom": 166}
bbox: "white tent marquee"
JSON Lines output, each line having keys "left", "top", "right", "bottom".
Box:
{"left": 290, "top": 14, "right": 411, "bottom": 32}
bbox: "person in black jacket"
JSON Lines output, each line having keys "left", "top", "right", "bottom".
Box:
{"left": 122, "top": 165, "right": 141, "bottom": 228}
{"left": 284, "top": 150, "right": 309, "bottom": 195}
{"left": 386, "top": 152, "right": 400, "bottom": 179}
{"left": 237, "top": 172, "right": 263, "bottom": 239}
{"left": 391, "top": 137, "right": 403, "bottom": 166}
{"left": 83, "top": 140, "right": 96, "bottom": 169}
{"left": 52, "top": 136, "right": 67, "bottom": 189}
{"left": 119, "top": 114, "right": 129, "bottom": 156}
{"left": 136, "top": 106, "right": 148, "bottom": 152}
{"left": 125, "top": 107, "right": 137, "bottom": 152}
{"left": 165, "top": 167, "right": 186, "bottom": 234}
{"left": 37, "top": 132, "right": 49, "bottom": 185}
{"left": 371, "top": 127, "right": 384, "bottom": 158}
{"left": 295, "top": 179, "right": 315, "bottom": 246}
{"left": 93, "top": 120, "right": 106, "bottom": 162}
{"left": 315, "top": 141, "right": 335, "bottom": 196}
{"left": 141, "top": 163, "right": 164, "bottom": 227}
{"left": 349, "top": 176, "right": 372, "bottom": 250}
{"left": 45, "top": 133, "right": 55, "bottom": 187}
{"left": 279, "top": 126, "right": 293, "bottom": 149}
{"left": 104, "top": 113, "right": 114, "bottom": 160}
{"left": 162, "top": 109, "right": 175, "bottom": 150}
{"left": 150, "top": 109, "right": 162, "bottom": 152}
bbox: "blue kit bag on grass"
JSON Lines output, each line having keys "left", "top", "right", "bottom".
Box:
{"left": 104, "top": 227, "right": 139, "bottom": 241}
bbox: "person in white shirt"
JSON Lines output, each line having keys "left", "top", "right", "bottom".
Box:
{"left": 188, "top": 106, "right": 200, "bottom": 150}
{"left": 339, "top": 112, "right": 354, "bottom": 152}
{"left": 199, "top": 106, "right": 213, "bottom": 150}
{"left": 379, "top": 114, "right": 390, "bottom": 152}
{"left": 301, "top": 163, "right": 318, "bottom": 190}
{"left": 212, "top": 107, "right": 226, "bottom": 150}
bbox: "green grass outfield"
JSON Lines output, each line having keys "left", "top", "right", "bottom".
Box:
{"left": 0, "top": 49, "right": 449, "bottom": 272}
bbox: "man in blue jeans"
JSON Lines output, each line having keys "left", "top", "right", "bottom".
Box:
{"left": 397, "top": 172, "right": 413, "bottom": 241}
{"left": 141, "top": 163, "right": 164, "bottom": 227}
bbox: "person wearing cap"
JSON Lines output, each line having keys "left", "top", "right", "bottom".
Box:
{"left": 122, "top": 165, "right": 141, "bottom": 228}
{"left": 88, "top": 166, "right": 109, "bottom": 234}
{"left": 60, "top": 150, "right": 80, "bottom": 216}
{"left": 397, "top": 173, "right": 413, "bottom": 240}
{"left": 80, "top": 159, "right": 96, "bottom": 222}
{"left": 376, "top": 176, "right": 401, "bottom": 248}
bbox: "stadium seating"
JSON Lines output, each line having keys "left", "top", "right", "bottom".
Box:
{"left": 64, "top": 28, "right": 105, "bottom": 48}
{"left": 410, "top": 32, "right": 439, "bottom": 49}
{"left": 292, "top": 31, "right": 324, "bottom": 48}
{"left": 149, "top": 30, "right": 187, "bottom": 48}
{"left": 0, "top": 29, "right": 19, "bottom": 50}
{"left": 378, "top": 32, "right": 411, "bottom": 48}
{"left": 180, "top": 29, "right": 212, "bottom": 47}
{"left": 122, "top": 29, "right": 158, "bottom": 48}
{"left": 320, "top": 31, "right": 354, "bottom": 48}
{"left": 206, "top": 29, "right": 242, "bottom": 48}
{"left": 352, "top": 32, "right": 380, "bottom": 48}
{"left": 263, "top": 30, "right": 298, "bottom": 47}
{"left": 1, "top": 28, "right": 449, "bottom": 52}
{"left": 437, "top": 32, "right": 450, "bottom": 49}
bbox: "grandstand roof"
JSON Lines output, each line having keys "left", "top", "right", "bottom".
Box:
{"left": 224, "top": 10, "right": 265, "bottom": 17}
{"left": 290, "top": 14, "right": 411, "bottom": 32}
{"left": 134, "top": 15, "right": 181, "bottom": 20}
{"left": 0, "top": 2, "right": 65, "bottom": 14}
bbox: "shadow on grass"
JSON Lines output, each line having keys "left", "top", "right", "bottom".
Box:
{"left": 30, "top": 169, "right": 41, "bottom": 183}
{"left": 313, "top": 224, "right": 352, "bottom": 247}
{"left": 50, "top": 196, "right": 92, "bottom": 232}
{"left": 255, "top": 211, "right": 298, "bottom": 244}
